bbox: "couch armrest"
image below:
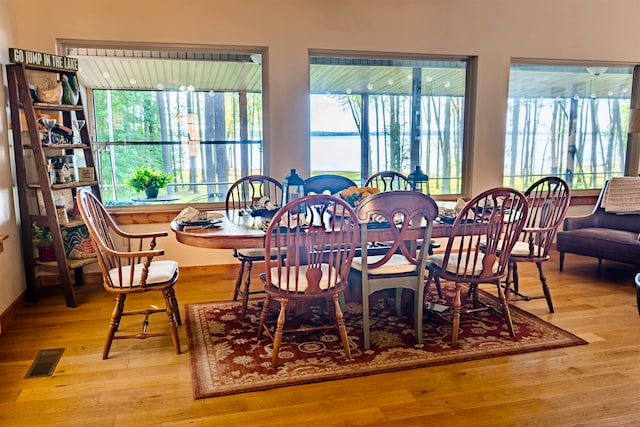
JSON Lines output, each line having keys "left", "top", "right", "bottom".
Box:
{"left": 563, "top": 214, "right": 598, "bottom": 231}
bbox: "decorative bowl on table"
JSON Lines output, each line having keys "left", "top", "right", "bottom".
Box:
{"left": 338, "top": 186, "right": 380, "bottom": 208}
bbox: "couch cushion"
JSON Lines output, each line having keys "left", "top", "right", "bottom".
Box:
{"left": 557, "top": 227, "right": 640, "bottom": 265}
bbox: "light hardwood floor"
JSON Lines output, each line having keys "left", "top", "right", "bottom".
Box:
{"left": 1, "top": 253, "right": 639, "bottom": 426}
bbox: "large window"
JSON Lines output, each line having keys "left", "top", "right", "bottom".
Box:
{"left": 67, "top": 47, "right": 263, "bottom": 205}
{"left": 504, "top": 62, "right": 634, "bottom": 190}
{"left": 309, "top": 54, "right": 471, "bottom": 195}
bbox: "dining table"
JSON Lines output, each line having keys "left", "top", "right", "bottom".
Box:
{"left": 171, "top": 205, "right": 456, "bottom": 314}
{"left": 170, "top": 205, "right": 456, "bottom": 251}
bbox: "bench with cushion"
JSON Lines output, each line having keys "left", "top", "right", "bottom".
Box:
{"left": 557, "top": 178, "right": 640, "bottom": 271}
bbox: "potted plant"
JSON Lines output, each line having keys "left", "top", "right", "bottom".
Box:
{"left": 125, "top": 167, "right": 173, "bottom": 199}
{"left": 32, "top": 222, "right": 56, "bottom": 262}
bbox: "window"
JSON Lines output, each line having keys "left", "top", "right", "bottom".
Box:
{"left": 309, "top": 53, "right": 472, "bottom": 195}
{"left": 504, "top": 62, "right": 634, "bottom": 190}
{"left": 66, "top": 47, "right": 263, "bottom": 205}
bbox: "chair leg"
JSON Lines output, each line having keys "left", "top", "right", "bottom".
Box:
{"left": 233, "top": 259, "right": 247, "bottom": 301}
{"left": 415, "top": 282, "right": 425, "bottom": 345}
{"left": 168, "top": 287, "right": 182, "bottom": 326}
{"left": 536, "top": 262, "right": 554, "bottom": 313}
{"left": 504, "top": 260, "right": 514, "bottom": 300}
{"left": 559, "top": 252, "right": 564, "bottom": 272}
{"left": 451, "top": 283, "right": 462, "bottom": 346}
{"left": 103, "top": 294, "right": 126, "bottom": 359}
{"left": 363, "top": 285, "right": 371, "bottom": 350}
{"left": 496, "top": 280, "right": 515, "bottom": 338}
{"left": 271, "top": 298, "right": 288, "bottom": 368}
{"left": 511, "top": 261, "right": 520, "bottom": 295}
{"left": 636, "top": 280, "right": 640, "bottom": 317}
{"left": 163, "top": 289, "right": 181, "bottom": 354}
{"left": 333, "top": 294, "right": 352, "bottom": 360}
{"left": 257, "top": 294, "right": 271, "bottom": 339}
{"left": 394, "top": 288, "right": 403, "bottom": 318}
{"left": 241, "top": 260, "right": 253, "bottom": 319}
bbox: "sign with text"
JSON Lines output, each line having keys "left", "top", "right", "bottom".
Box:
{"left": 9, "top": 48, "right": 78, "bottom": 71}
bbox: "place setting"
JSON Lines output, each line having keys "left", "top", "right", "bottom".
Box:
{"left": 174, "top": 207, "right": 224, "bottom": 231}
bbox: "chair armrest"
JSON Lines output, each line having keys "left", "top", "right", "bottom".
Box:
{"left": 115, "top": 229, "right": 169, "bottom": 239}
{"left": 102, "top": 246, "right": 165, "bottom": 259}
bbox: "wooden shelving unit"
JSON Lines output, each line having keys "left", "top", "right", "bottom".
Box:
{"left": 6, "top": 61, "right": 102, "bottom": 307}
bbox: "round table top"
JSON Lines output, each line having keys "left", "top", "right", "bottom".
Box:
{"left": 171, "top": 210, "right": 268, "bottom": 249}
{"left": 171, "top": 208, "right": 453, "bottom": 250}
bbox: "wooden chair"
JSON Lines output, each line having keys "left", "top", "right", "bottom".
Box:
{"left": 365, "top": 170, "right": 440, "bottom": 275}
{"left": 350, "top": 191, "right": 438, "bottom": 349}
{"left": 76, "top": 189, "right": 181, "bottom": 359}
{"left": 304, "top": 174, "right": 357, "bottom": 195}
{"left": 425, "top": 187, "right": 529, "bottom": 346}
{"left": 364, "top": 171, "right": 411, "bottom": 191}
{"left": 257, "top": 194, "right": 359, "bottom": 367}
{"left": 504, "top": 177, "right": 570, "bottom": 313}
{"left": 226, "top": 175, "right": 283, "bottom": 319}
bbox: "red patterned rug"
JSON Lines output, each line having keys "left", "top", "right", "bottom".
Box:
{"left": 185, "top": 288, "right": 587, "bottom": 399}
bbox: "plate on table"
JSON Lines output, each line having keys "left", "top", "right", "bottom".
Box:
{"left": 178, "top": 219, "right": 223, "bottom": 227}
{"left": 177, "top": 211, "right": 224, "bottom": 227}
{"left": 250, "top": 206, "right": 280, "bottom": 217}
{"left": 439, "top": 215, "right": 457, "bottom": 224}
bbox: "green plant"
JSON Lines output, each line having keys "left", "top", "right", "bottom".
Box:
{"left": 125, "top": 167, "right": 172, "bottom": 192}
{"left": 32, "top": 222, "right": 53, "bottom": 245}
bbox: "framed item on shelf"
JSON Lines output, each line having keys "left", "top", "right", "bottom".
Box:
{"left": 78, "top": 167, "right": 95, "bottom": 182}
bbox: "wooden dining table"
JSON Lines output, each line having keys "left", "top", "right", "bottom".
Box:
{"left": 171, "top": 208, "right": 454, "bottom": 250}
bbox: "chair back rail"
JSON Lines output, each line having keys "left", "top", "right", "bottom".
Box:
{"left": 77, "top": 189, "right": 168, "bottom": 290}
{"left": 440, "top": 187, "right": 529, "bottom": 281}
{"left": 353, "top": 190, "right": 438, "bottom": 349}
{"left": 226, "top": 175, "right": 283, "bottom": 211}
{"left": 264, "top": 194, "right": 359, "bottom": 296}
{"left": 364, "top": 171, "right": 411, "bottom": 191}
{"left": 304, "top": 174, "right": 357, "bottom": 195}
{"left": 519, "top": 177, "right": 571, "bottom": 259}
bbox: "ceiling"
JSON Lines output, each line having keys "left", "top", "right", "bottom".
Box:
{"left": 67, "top": 48, "right": 634, "bottom": 99}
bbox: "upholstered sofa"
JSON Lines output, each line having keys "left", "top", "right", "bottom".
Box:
{"left": 557, "top": 179, "right": 640, "bottom": 271}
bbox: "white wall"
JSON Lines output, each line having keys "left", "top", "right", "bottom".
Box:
{"left": 0, "top": 1, "right": 27, "bottom": 319}
{"left": 3, "top": 0, "right": 640, "bottom": 307}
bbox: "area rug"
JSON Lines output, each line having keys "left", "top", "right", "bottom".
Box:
{"left": 185, "top": 288, "right": 587, "bottom": 398}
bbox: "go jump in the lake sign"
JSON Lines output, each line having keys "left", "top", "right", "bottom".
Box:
{"left": 9, "top": 48, "right": 78, "bottom": 71}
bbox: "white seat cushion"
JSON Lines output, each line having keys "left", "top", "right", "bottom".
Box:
{"left": 269, "top": 264, "right": 334, "bottom": 292}
{"left": 351, "top": 254, "right": 416, "bottom": 275}
{"left": 428, "top": 252, "right": 497, "bottom": 276}
{"left": 479, "top": 240, "right": 542, "bottom": 257}
{"left": 237, "top": 247, "right": 282, "bottom": 258}
{"left": 509, "top": 240, "right": 542, "bottom": 257}
{"left": 108, "top": 260, "right": 178, "bottom": 288}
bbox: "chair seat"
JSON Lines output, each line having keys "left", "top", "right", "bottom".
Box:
{"left": 480, "top": 240, "right": 543, "bottom": 258}
{"left": 267, "top": 263, "right": 338, "bottom": 292}
{"left": 428, "top": 252, "right": 498, "bottom": 276}
{"left": 237, "top": 247, "right": 281, "bottom": 258}
{"left": 510, "top": 240, "right": 543, "bottom": 257}
{"left": 351, "top": 254, "right": 416, "bottom": 275}
{"left": 108, "top": 260, "right": 178, "bottom": 288}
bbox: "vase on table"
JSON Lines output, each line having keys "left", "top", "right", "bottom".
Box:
{"left": 145, "top": 188, "right": 159, "bottom": 199}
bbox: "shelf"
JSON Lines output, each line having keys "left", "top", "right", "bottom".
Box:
{"left": 33, "top": 103, "right": 84, "bottom": 112}
{"left": 28, "top": 180, "right": 99, "bottom": 190}
{"left": 23, "top": 143, "right": 89, "bottom": 150}
{"left": 7, "top": 61, "right": 102, "bottom": 307}
{"left": 35, "top": 257, "right": 97, "bottom": 269}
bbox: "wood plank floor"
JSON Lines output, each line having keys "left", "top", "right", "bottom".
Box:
{"left": 1, "top": 253, "right": 639, "bottom": 426}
